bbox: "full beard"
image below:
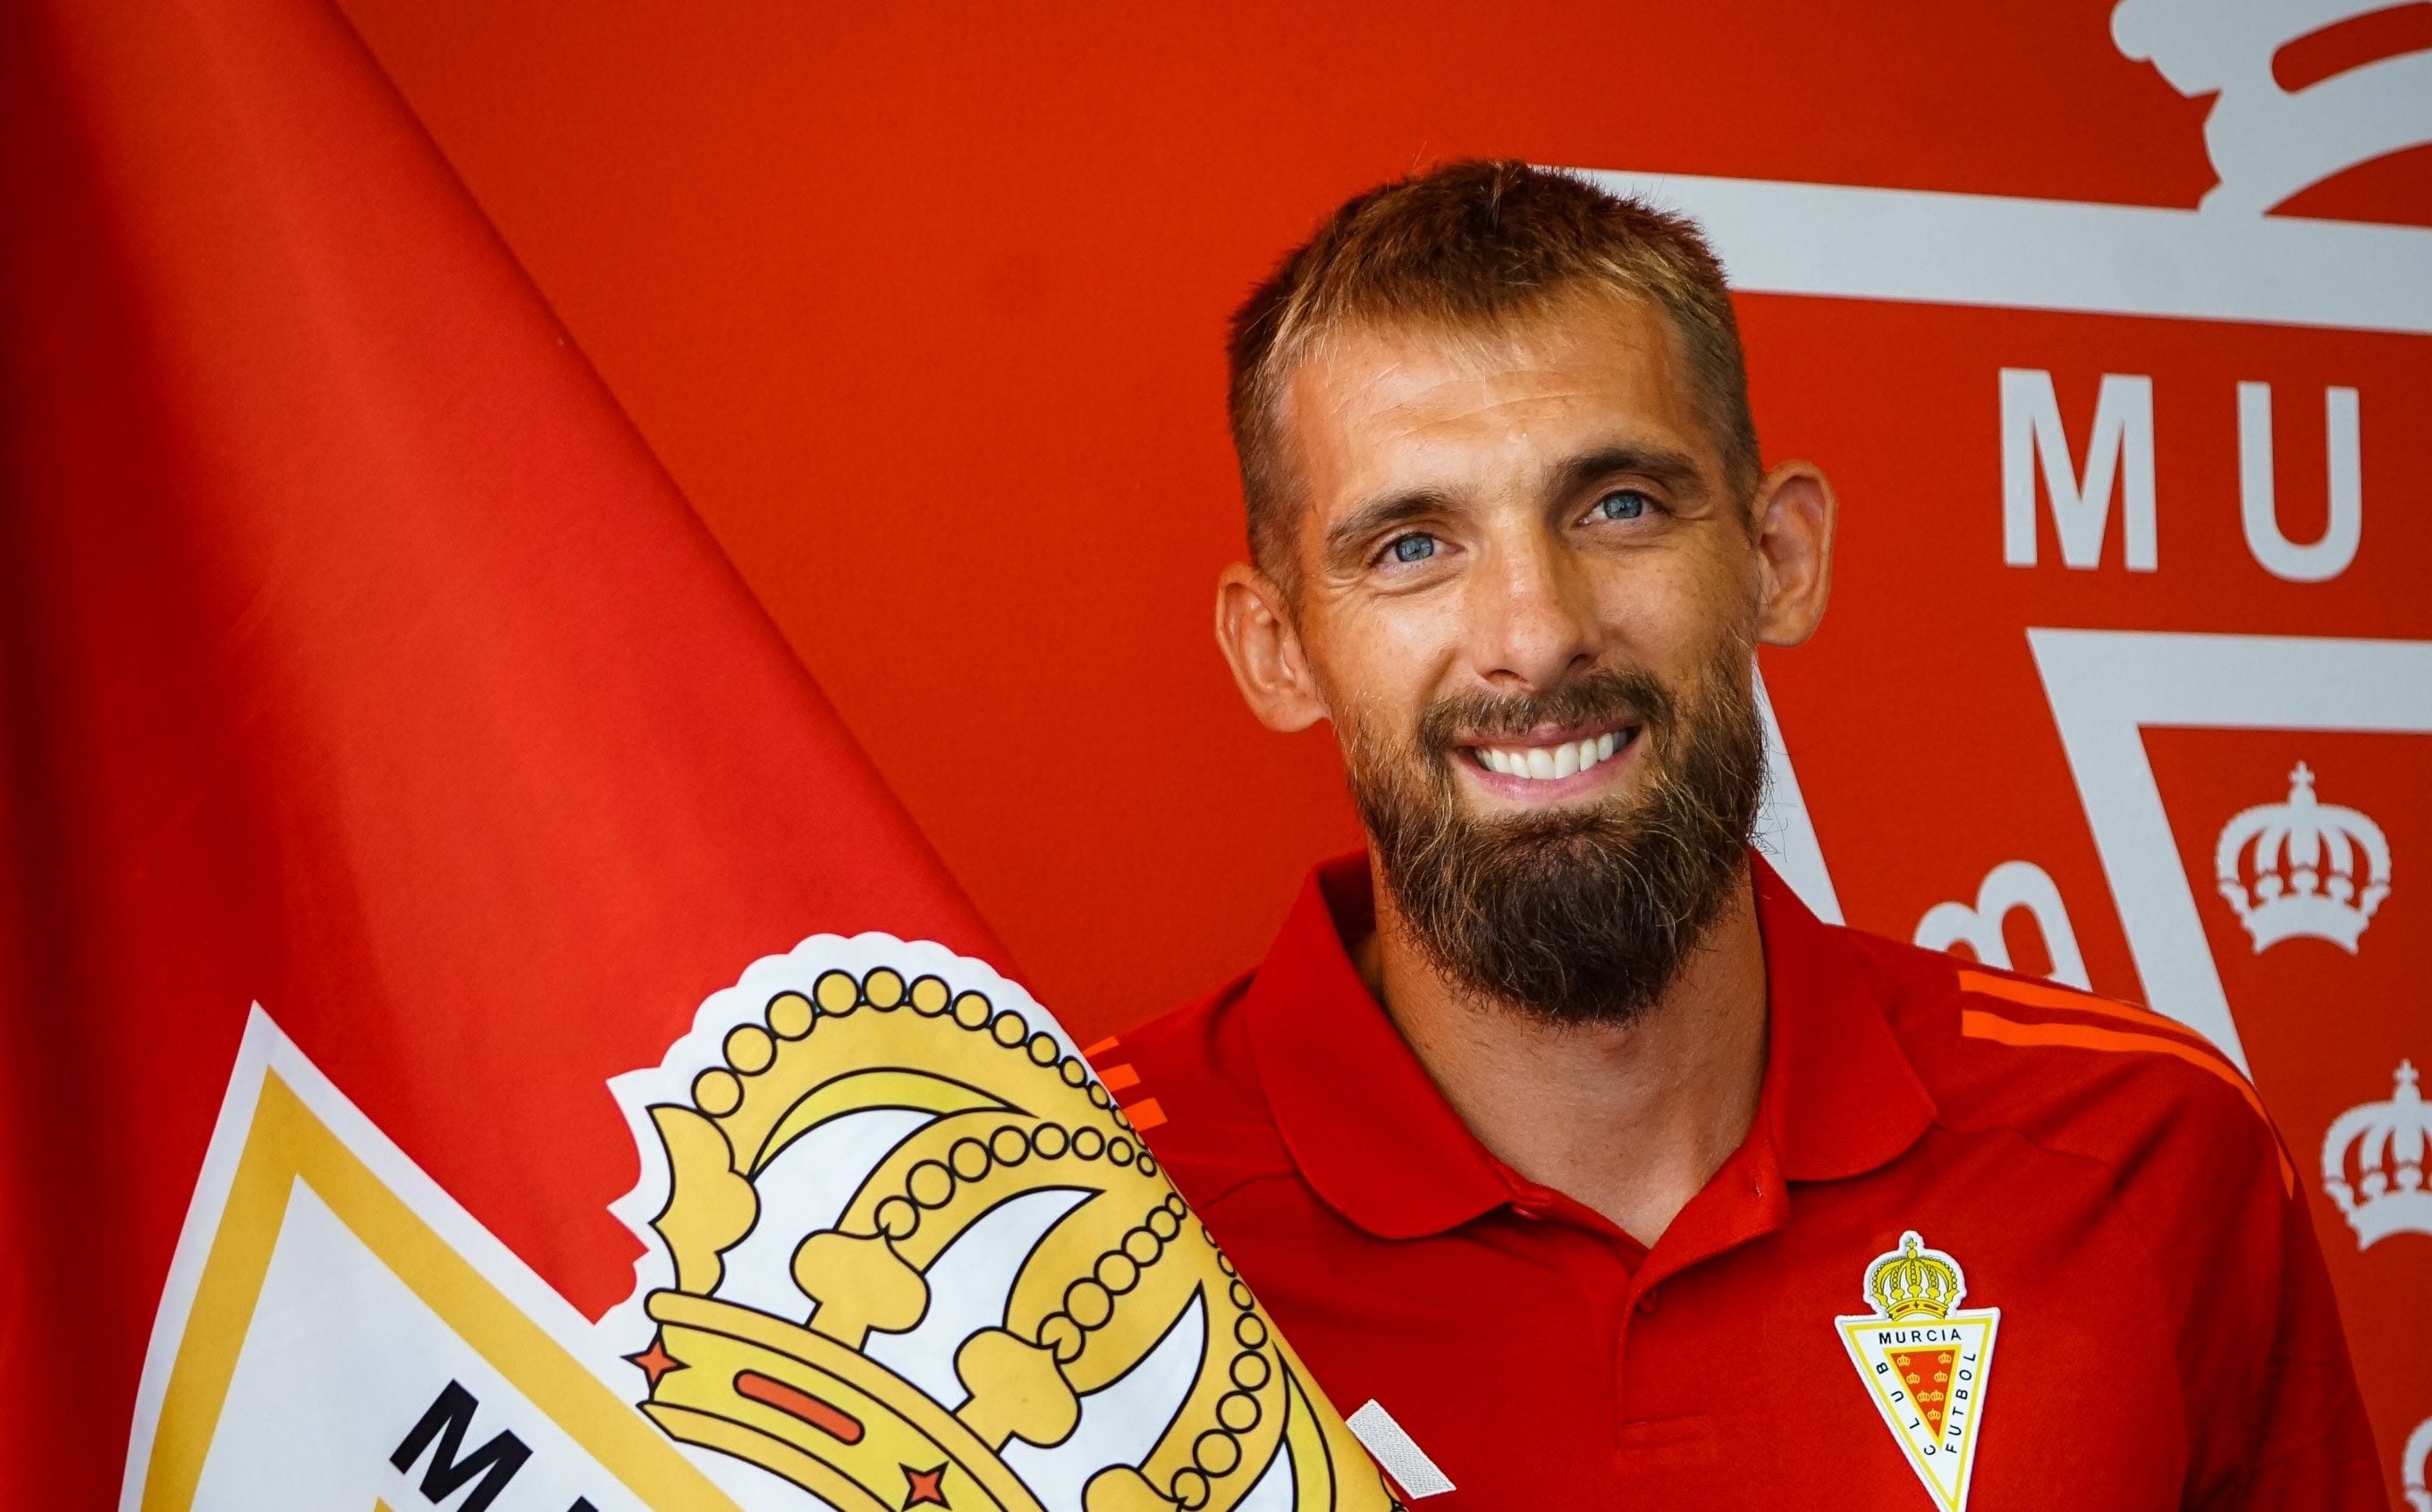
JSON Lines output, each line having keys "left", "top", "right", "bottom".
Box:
{"left": 1341, "top": 642, "right": 1766, "bottom": 1026}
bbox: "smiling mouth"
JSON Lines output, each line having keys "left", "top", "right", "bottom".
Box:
{"left": 1465, "top": 726, "right": 1634, "bottom": 781}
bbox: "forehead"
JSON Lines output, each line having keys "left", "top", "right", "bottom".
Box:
{"left": 1278, "top": 298, "right": 1712, "bottom": 506}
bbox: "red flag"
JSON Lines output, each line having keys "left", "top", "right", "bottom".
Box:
{"left": 4, "top": 0, "right": 997, "bottom": 1468}
{"left": 3, "top": 2, "right": 1394, "bottom": 1507}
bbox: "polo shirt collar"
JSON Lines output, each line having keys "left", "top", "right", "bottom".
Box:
{"left": 1748, "top": 855, "right": 1938, "bottom": 1182}
{"left": 1243, "top": 850, "right": 1937, "bottom": 1241}
{"left": 1244, "top": 854, "right": 1517, "bottom": 1239}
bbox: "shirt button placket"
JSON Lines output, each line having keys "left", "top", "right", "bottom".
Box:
{"left": 1614, "top": 1281, "right": 1659, "bottom": 1446}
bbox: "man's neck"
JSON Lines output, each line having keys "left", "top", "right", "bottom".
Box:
{"left": 1348, "top": 867, "right": 1769, "bottom": 1248}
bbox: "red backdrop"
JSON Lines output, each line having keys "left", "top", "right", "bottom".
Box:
{"left": 328, "top": 2, "right": 2432, "bottom": 1499}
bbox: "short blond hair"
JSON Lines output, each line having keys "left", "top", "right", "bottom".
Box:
{"left": 1226, "top": 160, "right": 1760, "bottom": 588}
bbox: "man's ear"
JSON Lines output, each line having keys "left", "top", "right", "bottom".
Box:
{"left": 1750, "top": 460, "right": 1837, "bottom": 648}
{"left": 1214, "top": 562, "right": 1329, "bottom": 732}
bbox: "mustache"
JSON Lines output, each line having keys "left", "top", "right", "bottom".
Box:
{"left": 1414, "top": 666, "right": 1676, "bottom": 757}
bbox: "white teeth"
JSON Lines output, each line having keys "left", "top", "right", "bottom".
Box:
{"left": 1476, "top": 732, "right": 1629, "bottom": 781}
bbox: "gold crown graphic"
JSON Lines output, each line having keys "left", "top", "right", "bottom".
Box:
{"left": 1864, "top": 1231, "right": 1967, "bottom": 1322}
{"left": 625, "top": 962, "right": 1392, "bottom": 1512}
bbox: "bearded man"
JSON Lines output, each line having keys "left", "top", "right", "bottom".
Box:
{"left": 1114, "top": 163, "right": 2382, "bottom": 1509}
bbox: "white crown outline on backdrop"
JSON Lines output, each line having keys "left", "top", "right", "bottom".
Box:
{"left": 2323, "top": 1059, "right": 2432, "bottom": 1249}
{"left": 2214, "top": 763, "right": 2391, "bottom": 953}
{"left": 2111, "top": 0, "right": 2432, "bottom": 215}
{"left": 2404, "top": 1411, "right": 2432, "bottom": 1512}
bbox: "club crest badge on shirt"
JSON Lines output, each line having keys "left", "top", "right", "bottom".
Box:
{"left": 1835, "top": 1230, "right": 2000, "bottom": 1512}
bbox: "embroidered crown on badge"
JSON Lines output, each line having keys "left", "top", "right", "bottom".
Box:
{"left": 2214, "top": 763, "right": 2391, "bottom": 954}
{"left": 1865, "top": 1232, "right": 1966, "bottom": 1322}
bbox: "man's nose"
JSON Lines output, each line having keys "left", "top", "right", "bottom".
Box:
{"left": 1469, "top": 534, "right": 1598, "bottom": 692}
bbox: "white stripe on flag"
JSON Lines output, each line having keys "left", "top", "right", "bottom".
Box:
{"left": 1346, "top": 1399, "right": 1456, "bottom": 1499}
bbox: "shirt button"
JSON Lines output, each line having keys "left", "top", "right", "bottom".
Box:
{"left": 1635, "top": 1290, "right": 1659, "bottom": 1315}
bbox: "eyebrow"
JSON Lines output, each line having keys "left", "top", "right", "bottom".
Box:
{"left": 1556, "top": 443, "right": 1703, "bottom": 495}
{"left": 1321, "top": 443, "right": 1710, "bottom": 566}
{"left": 1321, "top": 488, "right": 1457, "bottom": 565}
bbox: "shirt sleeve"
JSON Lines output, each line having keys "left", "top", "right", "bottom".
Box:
{"left": 2165, "top": 1070, "right": 2386, "bottom": 1511}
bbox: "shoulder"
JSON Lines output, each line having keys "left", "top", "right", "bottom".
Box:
{"left": 1849, "top": 930, "right": 2293, "bottom": 1195}
{"left": 1094, "top": 972, "right": 1296, "bottom": 1212}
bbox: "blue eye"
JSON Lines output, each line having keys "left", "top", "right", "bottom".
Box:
{"left": 1595, "top": 490, "right": 1649, "bottom": 521}
{"left": 1389, "top": 534, "right": 1438, "bottom": 563}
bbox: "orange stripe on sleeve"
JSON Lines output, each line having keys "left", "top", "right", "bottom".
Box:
{"left": 1958, "top": 969, "right": 2149, "bottom": 1022}
{"left": 1956, "top": 970, "right": 2235, "bottom": 1066}
{"left": 1121, "top": 1096, "right": 1167, "bottom": 1133}
{"left": 1959, "top": 1009, "right": 2293, "bottom": 1193}
{"left": 1097, "top": 1062, "right": 1141, "bottom": 1093}
{"left": 1083, "top": 1035, "right": 1121, "bottom": 1058}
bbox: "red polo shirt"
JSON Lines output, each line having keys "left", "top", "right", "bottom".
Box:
{"left": 1106, "top": 854, "right": 2383, "bottom": 1509}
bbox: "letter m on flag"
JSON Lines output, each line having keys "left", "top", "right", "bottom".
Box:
{"left": 391, "top": 1382, "right": 531, "bottom": 1512}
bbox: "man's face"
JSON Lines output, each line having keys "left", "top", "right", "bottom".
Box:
{"left": 1266, "top": 297, "right": 1775, "bottom": 1020}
